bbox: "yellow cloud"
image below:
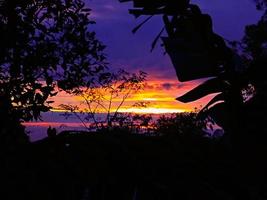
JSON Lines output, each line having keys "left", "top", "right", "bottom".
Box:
{"left": 50, "top": 77, "right": 213, "bottom": 114}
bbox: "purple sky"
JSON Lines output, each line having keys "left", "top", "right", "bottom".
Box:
{"left": 85, "top": 0, "right": 262, "bottom": 80}
{"left": 27, "top": 1, "right": 263, "bottom": 140}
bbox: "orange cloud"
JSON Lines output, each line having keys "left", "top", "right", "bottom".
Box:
{"left": 50, "top": 76, "right": 214, "bottom": 114}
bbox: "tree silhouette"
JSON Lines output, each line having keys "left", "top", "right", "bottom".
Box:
{"left": 176, "top": 2, "right": 267, "bottom": 146}
{"left": 155, "top": 112, "right": 207, "bottom": 137}
{"left": 254, "top": 0, "right": 267, "bottom": 9}
{"left": 120, "top": 0, "right": 267, "bottom": 147}
{"left": 0, "top": 0, "right": 106, "bottom": 141}
{"left": 60, "top": 69, "right": 147, "bottom": 131}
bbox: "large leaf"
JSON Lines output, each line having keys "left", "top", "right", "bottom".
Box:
{"left": 176, "top": 78, "right": 228, "bottom": 103}
{"left": 197, "top": 93, "right": 225, "bottom": 120}
{"left": 162, "top": 36, "right": 219, "bottom": 82}
{"left": 201, "top": 93, "right": 225, "bottom": 111}
{"left": 198, "top": 102, "right": 229, "bottom": 129}
{"left": 208, "top": 102, "right": 230, "bottom": 129}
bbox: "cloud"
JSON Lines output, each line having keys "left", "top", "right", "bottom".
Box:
{"left": 145, "top": 84, "right": 154, "bottom": 90}
{"left": 103, "top": 4, "right": 116, "bottom": 11}
{"left": 177, "top": 83, "right": 186, "bottom": 89}
{"left": 86, "top": 0, "right": 130, "bottom": 20}
{"left": 161, "top": 83, "right": 174, "bottom": 90}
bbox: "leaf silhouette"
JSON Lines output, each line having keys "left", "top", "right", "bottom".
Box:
{"left": 201, "top": 93, "right": 225, "bottom": 111}
{"left": 176, "top": 78, "right": 228, "bottom": 103}
{"left": 132, "top": 15, "right": 153, "bottom": 34}
{"left": 208, "top": 102, "right": 230, "bottom": 129}
{"left": 151, "top": 27, "right": 165, "bottom": 52}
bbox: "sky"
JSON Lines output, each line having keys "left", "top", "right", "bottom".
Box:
{"left": 88, "top": 0, "right": 262, "bottom": 72}
{"left": 25, "top": 0, "right": 263, "bottom": 140}
{"left": 51, "top": 0, "right": 262, "bottom": 113}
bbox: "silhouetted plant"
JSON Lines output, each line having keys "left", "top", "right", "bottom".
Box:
{"left": 0, "top": 0, "right": 106, "bottom": 142}
{"left": 60, "top": 69, "right": 147, "bottom": 131}
{"left": 155, "top": 112, "right": 207, "bottom": 137}
{"left": 254, "top": 0, "right": 267, "bottom": 9}
{"left": 177, "top": 3, "right": 267, "bottom": 141}
{"left": 120, "top": 0, "right": 267, "bottom": 146}
{"left": 119, "top": 1, "right": 238, "bottom": 131}
{"left": 111, "top": 113, "right": 154, "bottom": 134}
{"left": 132, "top": 114, "right": 154, "bottom": 133}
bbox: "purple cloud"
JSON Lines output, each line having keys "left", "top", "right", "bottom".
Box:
{"left": 161, "top": 83, "right": 174, "bottom": 90}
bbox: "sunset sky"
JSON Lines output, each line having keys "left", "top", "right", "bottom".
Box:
{"left": 24, "top": 0, "right": 263, "bottom": 140}
{"left": 50, "top": 0, "right": 262, "bottom": 113}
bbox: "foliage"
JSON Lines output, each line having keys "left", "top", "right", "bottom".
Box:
{"left": 155, "top": 112, "right": 208, "bottom": 137}
{"left": 120, "top": 113, "right": 154, "bottom": 133}
{"left": 99, "top": 113, "right": 155, "bottom": 134}
{"left": 176, "top": 4, "right": 267, "bottom": 136}
{"left": 119, "top": 1, "right": 240, "bottom": 132}
{"left": 60, "top": 69, "right": 147, "bottom": 131}
{"left": 0, "top": 0, "right": 106, "bottom": 122}
{"left": 120, "top": 1, "right": 267, "bottom": 144}
{"left": 254, "top": 0, "right": 267, "bottom": 9}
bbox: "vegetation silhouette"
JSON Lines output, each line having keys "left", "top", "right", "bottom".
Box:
{"left": 1, "top": 0, "right": 267, "bottom": 199}
{"left": 59, "top": 69, "right": 148, "bottom": 131}
{"left": 121, "top": 0, "right": 267, "bottom": 198}
{"left": 0, "top": 0, "right": 107, "bottom": 145}
{"left": 121, "top": 0, "right": 267, "bottom": 146}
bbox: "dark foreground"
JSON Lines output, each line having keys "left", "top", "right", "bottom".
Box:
{"left": 1, "top": 131, "right": 267, "bottom": 200}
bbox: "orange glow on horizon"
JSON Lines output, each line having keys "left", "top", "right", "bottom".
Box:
{"left": 49, "top": 76, "right": 213, "bottom": 114}
{"left": 22, "top": 122, "right": 86, "bottom": 127}
{"left": 119, "top": 107, "right": 187, "bottom": 114}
